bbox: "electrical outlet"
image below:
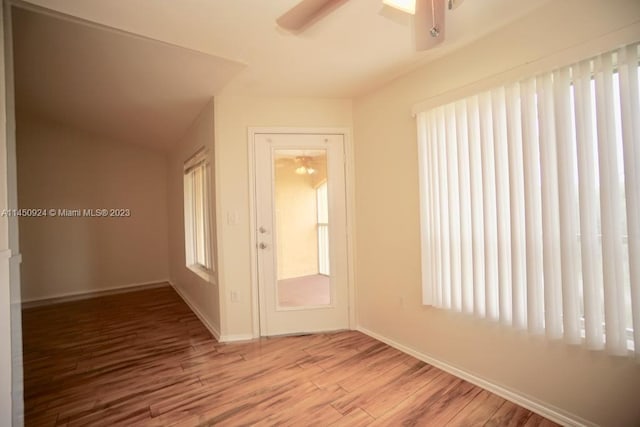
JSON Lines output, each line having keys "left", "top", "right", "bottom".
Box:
{"left": 230, "top": 290, "right": 239, "bottom": 302}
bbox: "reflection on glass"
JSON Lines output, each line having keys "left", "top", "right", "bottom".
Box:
{"left": 274, "top": 149, "right": 330, "bottom": 308}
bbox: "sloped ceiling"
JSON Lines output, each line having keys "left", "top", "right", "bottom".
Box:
{"left": 13, "top": 7, "right": 245, "bottom": 149}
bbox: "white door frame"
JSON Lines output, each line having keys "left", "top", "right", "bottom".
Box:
{"left": 1, "top": 2, "right": 23, "bottom": 425}
{"left": 247, "top": 127, "right": 356, "bottom": 338}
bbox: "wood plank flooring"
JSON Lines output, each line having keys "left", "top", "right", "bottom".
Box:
{"left": 22, "top": 286, "right": 560, "bottom": 426}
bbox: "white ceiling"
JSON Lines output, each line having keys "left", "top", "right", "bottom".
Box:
{"left": 13, "top": 0, "right": 552, "bottom": 149}
{"left": 20, "top": 0, "right": 552, "bottom": 97}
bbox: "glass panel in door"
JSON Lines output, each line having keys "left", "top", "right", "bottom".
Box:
{"left": 273, "top": 149, "right": 330, "bottom": 308}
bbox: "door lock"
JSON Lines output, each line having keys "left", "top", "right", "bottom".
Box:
{"left": 259, "top": 226, "right": 267, "bottom": 234}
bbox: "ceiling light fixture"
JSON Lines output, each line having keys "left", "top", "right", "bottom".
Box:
{"left": 382, "top": 0, "right": 416, "bottom": 15}
{"left": 295, "top": 157, "right": 316, "bottom": 175}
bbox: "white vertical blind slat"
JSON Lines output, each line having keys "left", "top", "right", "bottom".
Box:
{"left": 537, "top": 73, "right": 564, "bottom": 340}
{"left": 436, "top": 107, "right": 452, "bottom": 309}
{"left": 428, "top": 111, "right": 444, "bottom": 308}
{"left": 491, "top": 87, "right": 513, "bottom": 325}
{"left": 505, "top": 83, "right": 528, "bottom": 330}
{"left": 554, "top": 67, "right": 582, "bottom": 344}
{"left": 429, "top": 112, "right": 444, "bottom": 305}
{"left": 574, "top": 59, "right": 605, "bottom": 350}
{"left": 467, "top": 96, "right": 486, "bottom": 317}
{"left": 417, "top": 113, "right": 433, "bottom": 305}
{"left": 479, "top": 92, "right": 500, "bottom": 321}
{"left": 455, "top": 100, "right": 474, "bottom": 314}
{"left": 446, "top": 104, "right": 462, "bottom": 312}
{"left": 619, "top": 45, "right": 640, "bottom": 355}
{"left": 595, "top": 53, "right": 628, "bottom": 356}
{"left": 521, "top": 77, "right": 545, "bottom": 335}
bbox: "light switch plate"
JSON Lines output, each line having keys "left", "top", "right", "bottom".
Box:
{"left": 227, "top": 211, "right": 239, "bottom": 225}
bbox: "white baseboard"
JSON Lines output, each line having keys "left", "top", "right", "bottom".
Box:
{"left": 168, "top": 281, "right": 221, "bottom": 341}
{"left": 12, "top": 389, "right": 24, "bottom": 427}
{"left": 219, "top": 333, "right": 255, "bottom": 342}
{"left": 21, "top": 281, "right": 171, "bottom": 309}
{"left": 357, "top": 326, "right": 592, "bottom": 427}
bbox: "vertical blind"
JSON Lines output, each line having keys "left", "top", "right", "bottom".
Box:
{"left": 184, "top": 151, "right": 212, "bottom": 271}
{"left": 417, "top": 43, "right": 640, "bottom": 357}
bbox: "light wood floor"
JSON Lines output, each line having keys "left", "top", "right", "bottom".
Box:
{"left": 23, "top": 286, "right": 560, "bottom": 426}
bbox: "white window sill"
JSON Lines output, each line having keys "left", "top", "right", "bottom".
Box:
{"left": 187, "top": 264, "right": 216, "bottom": 284}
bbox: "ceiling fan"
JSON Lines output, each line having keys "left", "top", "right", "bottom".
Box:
{"left": 276, "top": 0, "right": 464, "bottom": 51}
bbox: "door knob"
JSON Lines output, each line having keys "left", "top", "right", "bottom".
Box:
{"left": 259, "top": 243, "right": 268, "bottom": 249}
{"left": 259, "top": 226, "right": 267, "bottom": 234}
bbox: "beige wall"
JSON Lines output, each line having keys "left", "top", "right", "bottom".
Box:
{"left": 16, "top": 115, "right": 169, "bottom": 302}
{"left": 353, "top": 1, "right": 640, "bottom": 426}
{"left": 214, "top": 96, "right": 352, "bottom": 339}
{"left": 274, "top": 160, "right": 322, "bottom": 279}
{"left": 167, "top": 99, "right": 220, "bottom": 335}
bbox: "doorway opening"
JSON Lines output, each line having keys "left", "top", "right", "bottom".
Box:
{"left": 251, "top": 130, "right": 352, "bottom": 337}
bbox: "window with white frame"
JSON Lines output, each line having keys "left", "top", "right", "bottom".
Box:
{"left": 184, "top": 149, "right": 213, "bottom": 279}
{"left": 317, "top": 181, "right": 330, "bottom": 275}
{"left": 417, "top": 43, "right": 640, "bottom": 357}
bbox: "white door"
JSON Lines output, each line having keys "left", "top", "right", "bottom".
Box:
{"left": 254, "top": 133, "right": 349, "bottom": 336}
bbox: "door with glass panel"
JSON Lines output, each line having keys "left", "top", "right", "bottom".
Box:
{"left": 254, "top": 133, "right": 349, "bottom": 336}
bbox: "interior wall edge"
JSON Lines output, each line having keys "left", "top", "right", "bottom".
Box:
{"left": 169, "top": 280, "right": 221, "bottom": 341}
{"left": 356, "top": 325, "right": 595, "bottom": 427}
{"left": 165, "top": 98, "right": 219, "bottom": 340}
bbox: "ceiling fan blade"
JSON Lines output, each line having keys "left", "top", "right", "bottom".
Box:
{"left": 276, "top": 0, "right": 347, "bottom": 32}
{"left": 415, "top": 0, "right": 446, "bottom": 51}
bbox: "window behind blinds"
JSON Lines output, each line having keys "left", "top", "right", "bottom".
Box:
{"left": 184, "top": 149, "right": 213, "bottom": 275}
{"left": 417, "top": 43, "right": 640, "bottom": 357}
